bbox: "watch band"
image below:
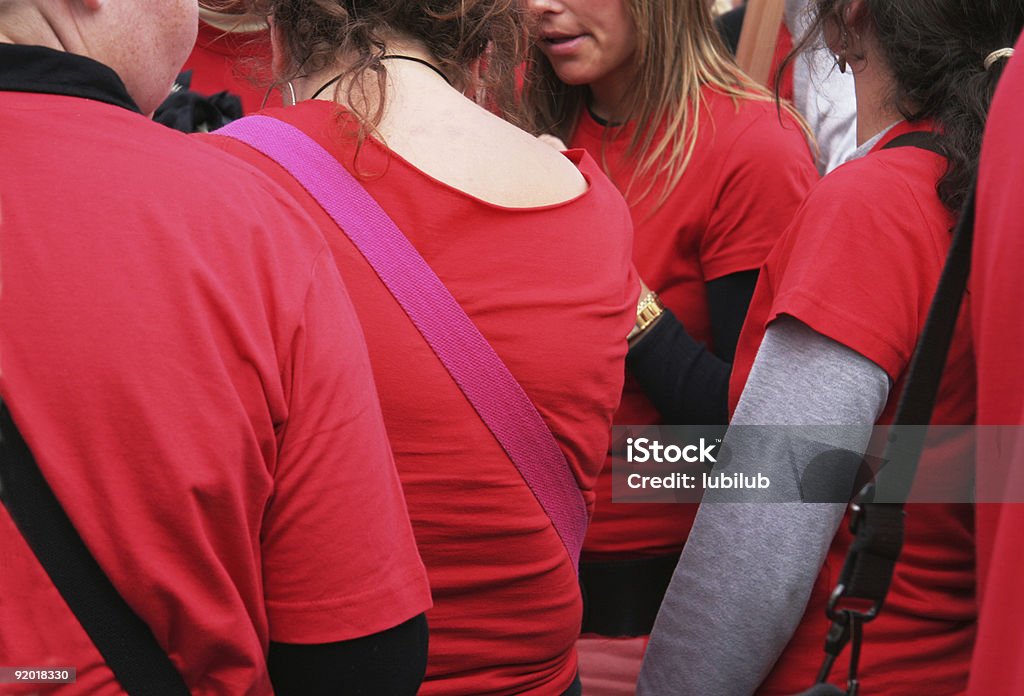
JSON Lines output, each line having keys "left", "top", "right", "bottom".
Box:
{"left": 630, "top": 291, "right": 665, "bottom": 340}
{"left": 636, "top": 291, "right": 665, "bottom": 331}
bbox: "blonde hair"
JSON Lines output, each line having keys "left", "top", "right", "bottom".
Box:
{"left": 521, "top": 0, "right": 812, "bottom": 207}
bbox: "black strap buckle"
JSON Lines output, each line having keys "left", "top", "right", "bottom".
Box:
{"left": 816, "top": 492, "right": 901, "bottom": 694}
{"left": 816, "top": 609, "right": 865, "bottom": 696}
{"left": 825, "top": 501, "right": 887, "bottom": 623}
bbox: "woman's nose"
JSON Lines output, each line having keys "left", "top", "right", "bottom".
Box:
{"left": 525, "top": 0, "right": 565, "bottom": 14}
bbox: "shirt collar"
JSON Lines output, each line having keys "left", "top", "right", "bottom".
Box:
{"left": 0, "top": 43, "right": 141, "bottom": 113}
{"left": 849, "top": 121, "right": 901, "bottom": 161}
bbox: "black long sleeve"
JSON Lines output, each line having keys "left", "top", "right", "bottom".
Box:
{"left": 714, "top": 5, "right": 746, "bottom": 56}
{"left": 268, "top": 613, "right": 428, "bottom": 695}
{"left": 625, "top": 270, "right": 758, "bottom": 425}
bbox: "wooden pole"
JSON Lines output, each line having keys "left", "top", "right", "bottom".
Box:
{"left": 735, "top": 0, "right": 787, "bottom": 86}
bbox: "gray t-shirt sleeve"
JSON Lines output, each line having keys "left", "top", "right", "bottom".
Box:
{"left": 636, "top": 317, "right": 890, "bottom": 696}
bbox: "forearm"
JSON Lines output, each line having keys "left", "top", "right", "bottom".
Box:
{"left": 636, "top": 318, "right": 890, "bottom": 696}
{"left": 626, "top": 271, "right": 757, "bottom": 425}
{"left": 627, "top": 308, "right": 730, "bottom": 424}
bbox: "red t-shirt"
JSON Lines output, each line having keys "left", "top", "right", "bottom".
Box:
{"left": 0, "top": 92, "right": 430, "bottom": 695}
{"left": 182, "top": 20, "right": 271, "bottom": 115}
{"left": 732, "top": 121, "right": 975, "bottom": 694}
{"left": 969, "top": 34, "right": 1024, "bottom": 695}
{"left": 205, "top": 101, "right": 638, "bottom": 695}
{"left": 575, "top": 86, "right": 818, "bottom": 560}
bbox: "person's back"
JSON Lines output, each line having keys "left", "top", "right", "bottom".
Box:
{"left": 202, "top": 3, "right": 638, "bottom": 693}
{"left": 970, "top": 31, "right": 1024, "bottom": 696}
{"left": 0, "top": 4, "right": 430, "bottom": 691}
{"left": 211, "top": 97, "right": 636, "bottom": 696}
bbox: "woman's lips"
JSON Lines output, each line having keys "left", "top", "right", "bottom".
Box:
{"left": 542, "top": 34, "right": 587, "bottom": 56}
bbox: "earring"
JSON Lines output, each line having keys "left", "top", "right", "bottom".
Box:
{"left": 836, "top": 31, "right": 849, "bottom": 74}
{"left": 259, "top": 81, "right": 298, "bottom": 109}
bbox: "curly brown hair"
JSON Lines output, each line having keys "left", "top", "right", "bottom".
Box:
{"left": 785, "top": 0, "right": 1024, "bottom": 215}
{"left": 251, "top": 0, "right": 531, "bottom": 131}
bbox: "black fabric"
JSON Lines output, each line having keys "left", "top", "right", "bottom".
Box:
{"left": 708, "top": 269, "right": 759, "bottom": 363}
{"left": 561, "top": 673, "right": 583, "bottom": 696}
{"left": 881, "top": 131, "right": 944, "bottom": 157}
{"left": 0, "top": 401, "right": 189, "bottom": 696}
{"left": 626, "top": 270, "right": 758, "bottom": 425}
{"left": 791, "top": 685, "right": 846, "bottom": 696}
{"left": 626, "top": 308, "right": 729, "bottom": 424}
{"left": 579, "top": 554, "right": 682, "bottom": 637}
{"left": 0, "top": 43, "right": 140, "bottom": 112}
{"left": 154, "top": 70, "right": 243, "bottom": 133}
{"left": 836, "top": 505, "right": 906, "bottom": 601}
{"left": 715, "top": 5, "right": 747, "bottom": 56}
{"left": 268, "top": 613, "right": 428, "bottom": 695}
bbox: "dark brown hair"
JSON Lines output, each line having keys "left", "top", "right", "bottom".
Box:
{"left": 251, "top": 0, "right": 531, "bottom": 131}
{"left": 786, "top": 0, "right": 1024, "bottom": 214}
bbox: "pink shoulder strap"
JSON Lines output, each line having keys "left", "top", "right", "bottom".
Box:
{"left": 216, "top": 115, "right": 587, "bottom": 570}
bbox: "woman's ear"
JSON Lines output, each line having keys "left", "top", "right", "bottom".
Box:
{"left": 842, "top": 0, "right": 871, "bottom": 68}
{"left": 268, "top": 17, "right": 287, "bottom": 78}
{"left": 844, "top": 0, "right": 867, "bottom": 34}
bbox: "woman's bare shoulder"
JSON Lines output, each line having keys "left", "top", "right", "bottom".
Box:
{"left": 381, "top": 93, "right": 589, "bottom": 208}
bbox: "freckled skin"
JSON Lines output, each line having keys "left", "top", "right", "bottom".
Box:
{"left": 96, "top": 0, "right": 200, "bottom": 115}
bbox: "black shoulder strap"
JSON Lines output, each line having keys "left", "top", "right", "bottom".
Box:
{"left": 0, "top": 400, "right": 190, "bottom": 695}
{"left": 812, "top": 185, "right": 975, "bottom": 694}
{"left": 889, "top": 189, "right": 974, "bottom": 434}
{"left": 881, "top": 130, "right": 945, "bottom": 157}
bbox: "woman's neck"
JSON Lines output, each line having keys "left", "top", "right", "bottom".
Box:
{"left": 290, "top": 37, "right": 444, "bottom": 105}
{"left": 587, "top": 64, "right": 636, "bottom": 123}
{"left": 846, "top": 31, "right": 905, "bottom": 146}
{"left": 853, "top": 71, "right": 903, "bottom": 146}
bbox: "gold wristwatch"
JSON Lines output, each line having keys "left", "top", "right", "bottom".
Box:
{"left": 629, "top": 291, "right": 665, "bottom": 342}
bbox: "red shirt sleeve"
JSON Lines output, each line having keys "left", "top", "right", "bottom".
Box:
{"left": 701, "top": 106, "right": 818, "bottom": 281}
{"left": 262, "top": 250, "right": 431, "bottom": 644}
{"left": 764, "top": 155, "right": 948, "bottom": 381}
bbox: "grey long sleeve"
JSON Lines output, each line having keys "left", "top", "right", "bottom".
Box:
{"left": 636, "top": 317, "right": 890, "bottom": 696}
